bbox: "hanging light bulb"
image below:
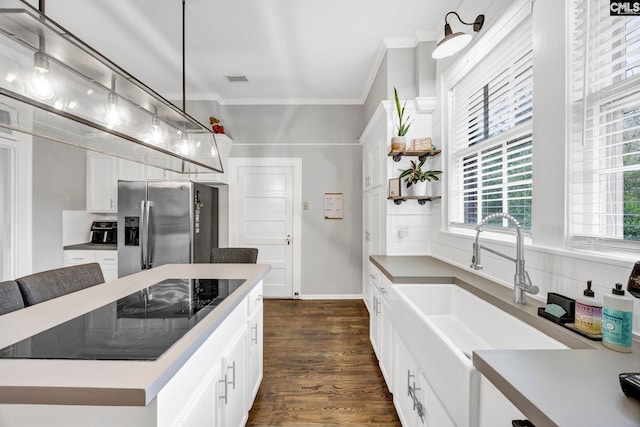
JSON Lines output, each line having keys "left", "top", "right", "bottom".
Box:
{"left": 105, "top": 91, "right": 120, "bottom": 129}
{"left": 31, "top": 50, "right": 54, "bottom": 100}
{"left": 150, "top": 107, "right": 163, "bottom": 144}
{"left": 104, "top": 75, "right": 120, "bottom": 129}
{"left": 179, "top": 131, "right": 190, "bottom": 155}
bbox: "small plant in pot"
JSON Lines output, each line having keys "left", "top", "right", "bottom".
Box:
{"left": 398, "top": 159, "right": 442, "bottom": 196}
{"left": 392, "top": 87, "right": 413, "bottom": 151}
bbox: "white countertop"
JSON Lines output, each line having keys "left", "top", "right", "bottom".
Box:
{"left": 371, "top": 255, "right": 640, "bottom": 427}
{"left": 0, "top": 263, "right": 271, "bottom": 406}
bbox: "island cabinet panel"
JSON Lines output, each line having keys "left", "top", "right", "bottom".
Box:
{"left": 0, "top": 275, "right": 266, "bottom": 427}
{"left": 218, "top": 324, "right": 248, "bottom": 427}
{"left": 246, "top": 291, "right": 264, "bottom": 407}
{"left": 156, "top": 286, "right": 254, "bottom": 427}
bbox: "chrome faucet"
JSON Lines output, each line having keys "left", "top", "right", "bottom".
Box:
{"left": 470, "top": 213, "right": 539, "bottom": 304}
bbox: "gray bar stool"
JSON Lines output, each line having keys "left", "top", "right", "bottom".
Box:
{"left": 210, "top": 248, "right": 258, "bottom": 264}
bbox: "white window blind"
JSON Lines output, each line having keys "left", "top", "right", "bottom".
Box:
{"left": 448, "top": 15, "right": 533, "bottom": 230}
{"left": 570, "top": 0, "right": 640, "bottom": 245}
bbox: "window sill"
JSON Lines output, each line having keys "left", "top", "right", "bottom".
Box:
{"left": 445, "top": 225, "right": 533, "bottom": 247}
{"left": 441, "top": 228, "right": 637, "bottom": 269}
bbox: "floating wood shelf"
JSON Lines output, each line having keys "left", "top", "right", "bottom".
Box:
{"left": 387, "top": 196, "right": 442, "bottom": 205}
{"left": 388, "top": 149, "right": 441, "bottom": 162}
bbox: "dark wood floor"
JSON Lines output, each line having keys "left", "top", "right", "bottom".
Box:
{"left": 247, "top": 299, "right": 400, "bottom": 426}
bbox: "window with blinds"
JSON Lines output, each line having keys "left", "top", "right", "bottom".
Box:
{"left": 448, "top": 15, "right": 533, "bottom": 230}
{"left": 570, "top": 0, "right": 640, "bottom": 246}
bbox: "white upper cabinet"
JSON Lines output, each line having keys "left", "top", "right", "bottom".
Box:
{"left": 87, "top": 153, "right": 118, "bottom": 213}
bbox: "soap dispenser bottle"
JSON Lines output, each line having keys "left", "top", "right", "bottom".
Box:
{"left": 575, "top": 280, "right": 602, "bottom": 335}
{"left": 602, "top": 283, "right": 634, "bottom": 353}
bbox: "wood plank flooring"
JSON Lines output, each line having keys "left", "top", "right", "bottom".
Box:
{"left": 247, "top": 299, "right": 400, "bottom": 427}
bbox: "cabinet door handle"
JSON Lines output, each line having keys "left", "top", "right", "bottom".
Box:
{"left": 110, "top": 199, "right": 114, "bottom": 209}
{"left": 407, "top": 370, "right": 415, "bottom": 397}
{"left": 251, "top": 324, "right": 258, "bottom": 344}
{"left": 219, "top": 374, "right": 228, "bottom": 405}
{"left": 227, "top": 360, "right": 236, "bottom": 389}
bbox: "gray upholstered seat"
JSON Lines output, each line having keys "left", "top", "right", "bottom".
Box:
{"left": 16, "top": 263, "right": 105, "bottom": 306}
{"left": 0, "top": 280, "right": 25, "bottom": 315}
{"left": 210, "top": 248, "right": 258, "bottom": 264}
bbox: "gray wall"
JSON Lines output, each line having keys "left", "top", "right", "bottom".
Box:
{"left": 169, "top": 102, "right": 367, "bottom": 296}
{"left": 32, "top": 138, "right": 86, "bottom": 273}
{"left": 364, "top": 53, "right": 389, "bottom": 123}
{"left": 364, "top": 47, "right": 419, "bottom": 125}
{"left": 416, "top": 41, "right": 437, "bottom": 97}
{"left": 231, "top": 143, "right": 362, "bottom": 296}
{"left": 220, "top": 105, "right": 364, "bottom": 144}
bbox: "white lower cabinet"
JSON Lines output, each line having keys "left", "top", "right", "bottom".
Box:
{"left": 369, "top": 265, "right": 393, "bottom": 390}
{"left": 393, "top": 334, "right": 455, "bottom": 427}
{"left": 64, "top": 250, "right": 118, "bottom": 282}
{"left": 218, "top": 324, "right": 248, "bottom": 427}
{"left": 247, "top": 303, "right": 264, "bottom": 406}
{"left": 177, "top": 364, "right": 221, "bottom": 426}
{"left": 154, "top": 281, "right": 263, "bottom": 427}
{"left": 370, "top": 274, "right": 381, "bottom": 356}
{"left": 478, "top": 374, "right": 526, "bottom": 427}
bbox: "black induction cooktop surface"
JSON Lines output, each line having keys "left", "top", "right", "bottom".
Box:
{"left": 0, "top": 278, "right": 246, "bottom": 361}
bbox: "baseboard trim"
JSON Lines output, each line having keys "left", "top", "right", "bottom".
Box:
{"left": 299, "top": 294, "right": 364, "bottom": 300}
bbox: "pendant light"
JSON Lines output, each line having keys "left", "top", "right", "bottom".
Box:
{"left": 31, "top": 36, "right": 54, "bottom": 100}
{"left": 0, "top": 0, "right": 223, "bottom": 174}
{"left": 432, "top": 12, "right": 485, "bottom": 59}
{"left": 104, "top": 75, "right": 120, "bottom": 129}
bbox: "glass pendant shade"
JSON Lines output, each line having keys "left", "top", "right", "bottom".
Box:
{"left": 0, "top": 0, "right": 223, "bottom": 174}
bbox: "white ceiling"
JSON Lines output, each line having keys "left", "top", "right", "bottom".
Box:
{"left": 38, "top": 0, "right": 456, "bottom": 105}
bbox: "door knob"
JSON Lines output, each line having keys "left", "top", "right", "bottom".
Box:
{"left": 286, "top": 234, "right": 291, "bottom": 245}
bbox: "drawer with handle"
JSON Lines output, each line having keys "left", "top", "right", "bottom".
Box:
{"left": 64, "top": 250, "right": 95, "bottom": 265}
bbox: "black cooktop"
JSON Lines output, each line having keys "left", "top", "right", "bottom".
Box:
{"left": 0, "top": 278, "right": 245, "bottom": 361}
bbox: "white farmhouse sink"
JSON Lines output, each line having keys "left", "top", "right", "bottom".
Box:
{"left": 389, "top": 284, "right": 566, "bottom": 427}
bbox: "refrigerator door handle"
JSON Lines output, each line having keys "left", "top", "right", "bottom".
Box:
{"left": 146, "top": 203, "right": 153, "bottom": 268}
{"left": 140, "top": 200, "right": 147, "bottom": 270}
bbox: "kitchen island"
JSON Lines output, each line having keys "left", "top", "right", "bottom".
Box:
{"left": 371, "top": 255, "right": 640, "bottom": 427}
{"left": 0, "top": 262, "right": 270, "bottom": 427}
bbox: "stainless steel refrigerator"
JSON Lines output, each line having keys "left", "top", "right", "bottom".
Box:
{"left": 117, "top": 181, "right": 218, "bottom": 278}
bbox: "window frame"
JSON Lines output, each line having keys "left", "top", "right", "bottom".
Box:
{"left": 443, "top": 1, "right": 534, "bottom": 234}
{"left": 568, "top": 0, "right": 640, "bottom": 251}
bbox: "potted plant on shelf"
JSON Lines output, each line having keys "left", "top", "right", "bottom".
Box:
{"left": 398, "top": 159, "right": 442, "bottom": 197}
{"left": 392, "top": 87, "right": 413, "bottom": 151}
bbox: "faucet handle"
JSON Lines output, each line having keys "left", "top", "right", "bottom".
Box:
{"left": 521, "top": 271, "right": 539, "bottom": 295}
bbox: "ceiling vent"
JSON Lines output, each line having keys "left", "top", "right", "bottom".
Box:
{"left": 225, "top": 75, "right": 249, "bottom": 83}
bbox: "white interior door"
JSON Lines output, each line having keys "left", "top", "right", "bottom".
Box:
{"left": 229, "top": 158, "right": 301, "bottom": 298}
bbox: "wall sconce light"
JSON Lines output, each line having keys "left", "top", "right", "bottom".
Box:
{"left": 432, "top": 12, "right": 485, "bottom": 59}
